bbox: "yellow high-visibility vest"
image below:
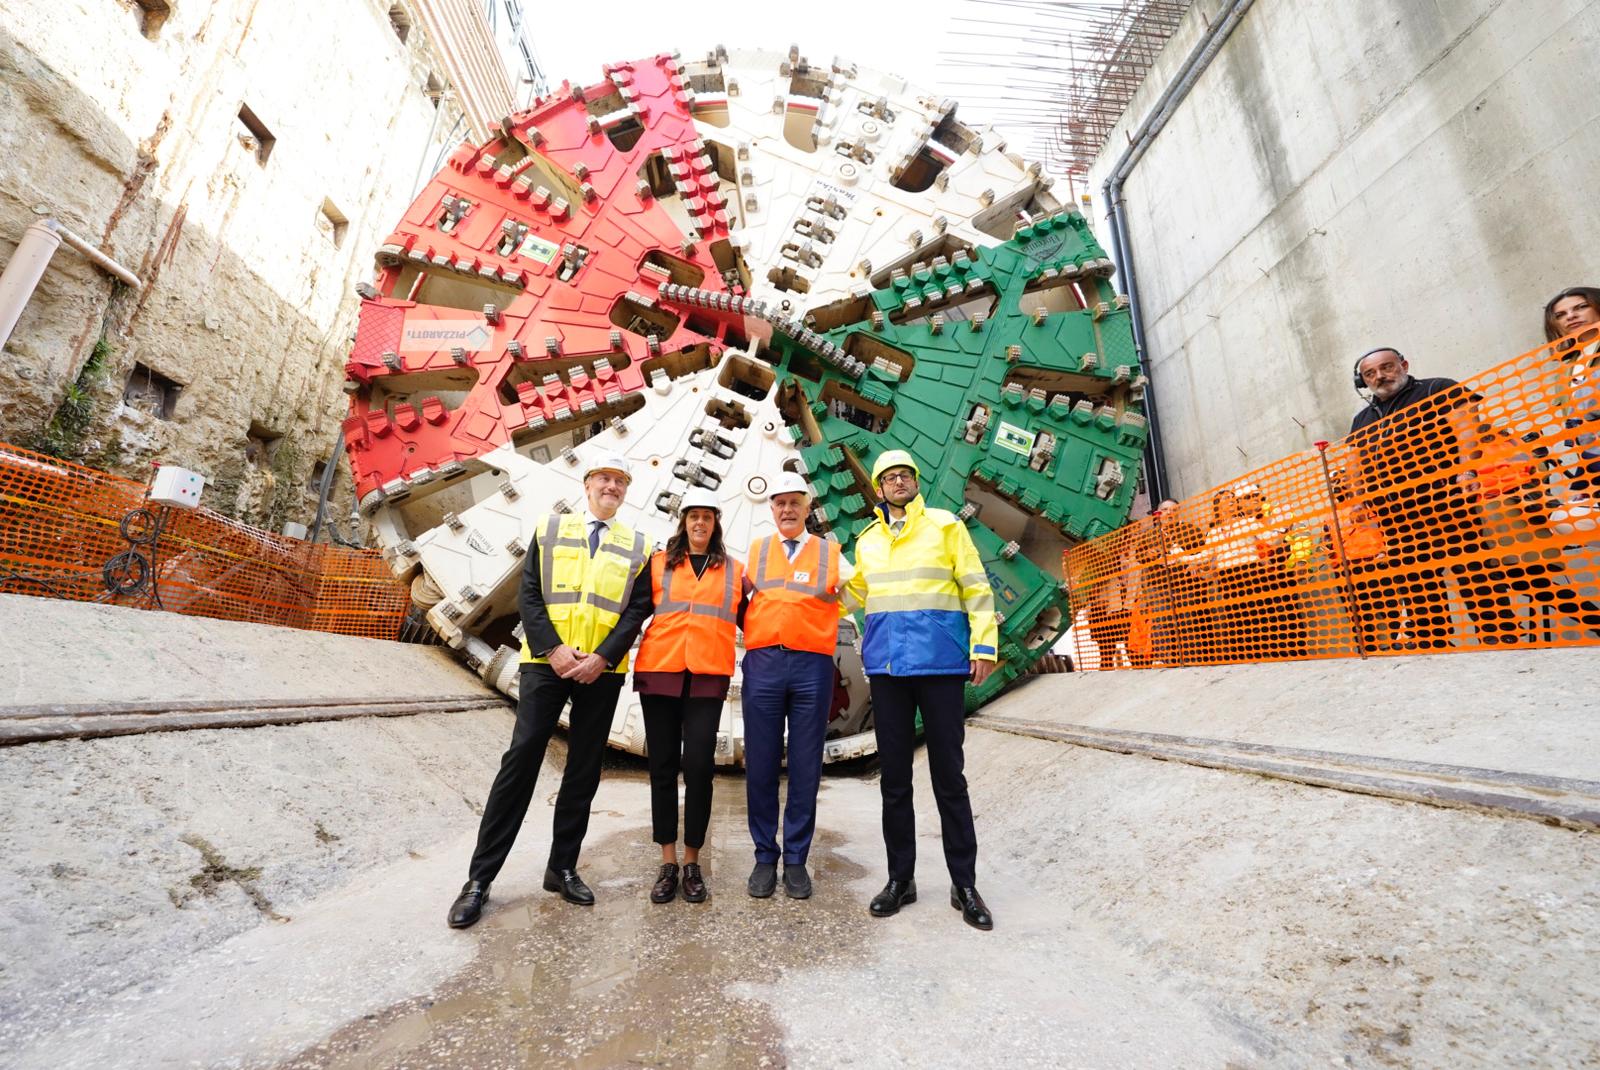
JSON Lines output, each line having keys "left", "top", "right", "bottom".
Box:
{"left": 520, "top": 512, "right": 649, "bottom": 672}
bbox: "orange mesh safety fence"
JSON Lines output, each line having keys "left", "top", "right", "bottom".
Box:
{"left": 0, "top": 442, "right": 410, "bottom": 639}
{"left": 1063, "top": 330, "right": 1600, "bottom": 669}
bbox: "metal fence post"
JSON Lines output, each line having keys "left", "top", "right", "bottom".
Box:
{"left": 1314, "top": 441, "right": 1368, "bottom": 660}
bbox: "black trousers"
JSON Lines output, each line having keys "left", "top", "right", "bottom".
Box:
{"left": 1344, "top": 561, "right": 1405, "bottom": 650}
{"left": 468, "top": 664, "right": 624, "bottom": 882}
{"left": 869, "top": 673, "right": 978, "bottom": 887}
{"left": 1458, "top": 554, "right": 1600, "bottom": 642}
{"left": 640, "top": 692, "right": 723, "bottom": 849}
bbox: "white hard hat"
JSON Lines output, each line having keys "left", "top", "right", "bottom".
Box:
{"left": 679, "top": 487, "right": 721, "bottom": 513}
{"left": 583, "top": 453, "right": 632, "bottom": 481}
{"left": 1232, "top": 482, "right": 1262, "bottom": 498}
{"left": 767, "top": 471, "right": 812, "bottom": 500}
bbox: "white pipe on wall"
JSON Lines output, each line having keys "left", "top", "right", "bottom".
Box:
{"left": 0, "top": 219, "right": 143, "bottom": 355}
{"left": 0, "top": 222, "right": 64, "bottom": 354}
{"left": 49, "top": 221, "right": 143, "bottom": 288}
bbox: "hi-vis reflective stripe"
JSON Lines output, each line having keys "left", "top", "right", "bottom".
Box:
{"left": 654, "top": 558, "right": 739, "bottom": 622}
{"left": 865, "top": 591, "right": 965, "bottom": 613}
{"left": 538, "top": 515, "right": 646, "bottom": 611}
{"left": 749, "top": 536, "right": 839, "bottom": 601}
{"left": 538, "top": 515, "right": 568, "bottom": 599}
{"left": 597, "top": 530, "right": 648, "bottom": 613}
{"left": 872, "top": 566, "right": 957, "bottom": 584}
{"left": 963, "top": 590, "right": 996, "bottom": 612}
{"left": 540, "top": 515, "right": 585, "bottom": 603}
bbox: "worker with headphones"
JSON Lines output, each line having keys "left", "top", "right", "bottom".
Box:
{"left": 1349, "top": 347, "right": 1462, "bottom": 433}
{"left": 1346, "top": 347, "right": 1484, "bottom": 649}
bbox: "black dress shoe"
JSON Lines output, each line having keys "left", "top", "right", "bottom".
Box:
{"left": 747, "top": 861, "right": 777, "bottom": 898}
{"left": 681, "top": 862, "right": 708, "bottom": 903}
{"left": 783, "top": 863, "right": 812, "bottom": 899}
{"left": 543, "top": 866, "right": 595, "bottom": 906}
{"left": 447, "top": 880, "right": 490, "bottom": 928}
{"left": 869, "top": 878, "right": 917, "bottom": 917}
{"left": 650, "top": 863, "right": 679, "bottom": 904}
{"left": 950, "top": 885, "right": 994, "bottom": 931}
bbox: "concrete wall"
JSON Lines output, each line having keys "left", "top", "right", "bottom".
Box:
{"left": 1086, "top": 0, "right": 1600, "bottom": 496}
{"left": 0, "top": 0, "right": 471, "bottom": 529}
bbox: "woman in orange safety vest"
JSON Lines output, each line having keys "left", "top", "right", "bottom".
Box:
{"left": 632, "top": 487, "right": 746, "bottom": 904}
{"left": 1460, "top": 428, "right": 1600, "bottom": 642}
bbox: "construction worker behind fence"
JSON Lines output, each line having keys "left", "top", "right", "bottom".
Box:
{"left": 1460, "top": 425, "right": 1600, "bottom": 642}
{"left": 1133, "top": 499, "right": 1207, "bottom": 666}
{"left": 1179, "top": 484, "right": 1289, "bottom": 661}
{"left": 1543, "top": 287, "right": 1600, "bottom": 501}
{"left": 1322, "top": 473, "right": 1393, "bottom": 649}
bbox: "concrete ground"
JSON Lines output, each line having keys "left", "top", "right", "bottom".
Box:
{"left": 2, "top": 707, "right": 1596, "bottom": 1067}
{"left": 0, "top": 594, "right": 488, "bottom": 709}
{"left": 984, "top": 647, "right": 1600, "bottom": 782}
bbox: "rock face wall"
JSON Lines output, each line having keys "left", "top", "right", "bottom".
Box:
{"left": 0, "top": 0, "right": 466, "bottom": 530}
{"left": 1085, "top": 0, "right": 1600, "bottom": 496}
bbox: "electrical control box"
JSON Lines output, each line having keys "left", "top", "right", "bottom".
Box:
{"left": 147, "top": 465, "right": 205, "bottom": 510}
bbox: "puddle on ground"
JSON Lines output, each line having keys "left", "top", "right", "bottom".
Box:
{"left": 278, "top": 769, "right": 878, "bottom": 1069}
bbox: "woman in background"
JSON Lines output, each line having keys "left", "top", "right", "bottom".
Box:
{"left": 1543, "top": 287, "right": 1600, "bottom": 506}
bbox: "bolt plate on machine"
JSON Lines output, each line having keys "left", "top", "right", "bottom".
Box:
{"left": 343, "top": 47, "right": 1146, "bottom": 766}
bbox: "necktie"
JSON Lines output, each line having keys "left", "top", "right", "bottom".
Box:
{"left": 588, "top": 520, "right": 604, "bottom": 556}
{"left": 784, "top": 538, "right": 799, "bottom": 561}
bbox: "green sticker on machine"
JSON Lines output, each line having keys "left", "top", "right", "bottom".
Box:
{"left": 519, "top": 233, "right": 560, "bottom": 264}
{"left": 993, "top": 421, "right": 1034, "bottom": 457}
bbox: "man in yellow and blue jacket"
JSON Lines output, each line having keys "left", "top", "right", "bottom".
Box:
{"left": 842, "top": 450, "right": 999, "bottom": 931}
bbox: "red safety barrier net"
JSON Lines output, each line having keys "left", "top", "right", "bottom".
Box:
{"left": 0, "top": 443, "right": 410, "bottom": 639}
{"left": 1063, "top": 330, "right": 1600, "bottom": 668}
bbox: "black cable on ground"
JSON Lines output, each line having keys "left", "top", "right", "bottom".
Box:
{"left": 0, "top": 566, "right": 72, "bottom": 600}
{"left": 146, "top": 505, "right": 167, "bottom": 609}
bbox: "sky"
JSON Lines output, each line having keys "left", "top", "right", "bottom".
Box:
{"left": 528, "top": 0, "right": 1041, "bottom": 156}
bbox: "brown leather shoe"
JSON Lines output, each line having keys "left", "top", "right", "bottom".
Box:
{"left": 681, "top": 862, "right": 708, "bottom": 903}
{"left": 650, "top": 863, "right": 679, "bottom": 904}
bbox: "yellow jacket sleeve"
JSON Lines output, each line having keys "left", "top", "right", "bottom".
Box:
{"left": 840, "top": 545, "right": 868, "bottom": 615}
{"left": 949, "top": 522, "right": 999, "bottom": 660}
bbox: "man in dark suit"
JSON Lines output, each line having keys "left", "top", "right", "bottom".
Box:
{"left": 447, "top": 454, "right": 654, "bottom": 928}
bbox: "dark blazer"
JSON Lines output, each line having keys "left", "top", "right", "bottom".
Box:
{"left": 518, "top": 520, "right": 654, "bottom": 669}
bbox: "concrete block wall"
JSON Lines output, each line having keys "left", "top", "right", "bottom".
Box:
{"left": 0, "top": 0, "right": 466, "bottom": 528}
{"left": 1086, "top": 0, "right": 1600, "bottom": 496}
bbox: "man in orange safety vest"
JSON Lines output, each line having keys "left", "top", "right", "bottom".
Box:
{"left": 741, "top": 471, "right": 850, "bottom": 901}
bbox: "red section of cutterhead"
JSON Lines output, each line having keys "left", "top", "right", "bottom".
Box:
{"left": 344, "top": 55, "right": 741, "bottom": 500}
